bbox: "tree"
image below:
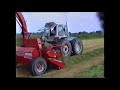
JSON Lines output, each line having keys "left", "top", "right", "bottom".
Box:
{"left": 96, "top": 30, "right": 102, "bottom": 34}
{"left": 82, "top": 31, "right": 88, "bottom": 34}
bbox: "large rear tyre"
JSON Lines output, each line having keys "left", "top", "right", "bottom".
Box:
{"left": 30, "top": 57, "right": 47, "bottom": 76}
{"left": 72, "top": 39, "right": 83, "bottom": 55}
{"left": 60, "top": 40, "right": 72, "bottom": 57}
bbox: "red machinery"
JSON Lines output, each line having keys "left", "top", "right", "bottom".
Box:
{"left": 16, "top": 12, "right": 65, "bottom": 76}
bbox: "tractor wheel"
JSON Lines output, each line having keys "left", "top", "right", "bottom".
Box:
{"left": 30, "top": 57, "right": 47, "bottom": 76}
{"left": 72, "top": 39, "right": 83, "bottom": 55}
{"left": 60, "top": 40, "right": 72, "bottom": 57}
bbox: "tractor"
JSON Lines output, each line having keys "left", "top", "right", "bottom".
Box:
{"left": 39, "top": 22, "right": 83, "bottom": 57}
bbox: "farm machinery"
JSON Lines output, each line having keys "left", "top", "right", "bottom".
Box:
{"left": 16, "top": 12, "right": 83, "bottom": 76}
{"left": 40, "top": 22, "right": 83, "bottom": 57}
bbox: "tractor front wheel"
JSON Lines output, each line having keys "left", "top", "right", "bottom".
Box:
{"left": 30, "top": 57, "right": 47, "bottom": 76}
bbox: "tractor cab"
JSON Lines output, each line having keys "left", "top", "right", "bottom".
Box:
{"left": 41, "top": 22, "right": 69, "bottom": 43}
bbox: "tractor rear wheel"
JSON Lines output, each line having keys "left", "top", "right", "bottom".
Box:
{"left": 60, "top": 40, "right": 72, "bottom": 57}
{"left": 30, "top": 57, "right": 47, "bottom": 76}
{"left": 72, "top": 39, "right": 83, "bottom": 55}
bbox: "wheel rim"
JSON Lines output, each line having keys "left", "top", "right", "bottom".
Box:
{"left": 63, "top": 45, "right": 69, "bottom": 55}
{"left": 75, "top": 43, "right": 81, "bottom": 53}
{"left": 35, "top": 61, "right": 44, "bottom": 73}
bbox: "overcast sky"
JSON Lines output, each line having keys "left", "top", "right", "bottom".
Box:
{"left": 16, "top": 12, "right": 102, "bottom": 33}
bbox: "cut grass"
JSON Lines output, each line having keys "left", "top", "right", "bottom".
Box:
{"left": 48, "top": 55, "right": 104, "bottom": 78}
{"left": 16, "top": 38, "right": 104, "bottom": 78}
{"left": 74, "top": 63, "right": 104, "bottom": 78}
{"left": 40, "top": 48, "right": 104, "bottom": 78}
{"left": 65, "top": 48, "right": 104, "bottom": 68}
{"left": 17, "top": 47, "right": 104, "bottom": 78}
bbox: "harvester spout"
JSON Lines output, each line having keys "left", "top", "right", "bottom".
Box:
{"left": 16, "top": 12, "right": 30, "bottom": 46}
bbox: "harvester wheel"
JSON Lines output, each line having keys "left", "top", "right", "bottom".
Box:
{"left": 72, "top": 39, "right": 83, "bottom": 55}
{"left": 60, "top": 40, "right": 72, "bottom": 57}
{"left": 30, "top": 57, "right": 47, "bottom": 76}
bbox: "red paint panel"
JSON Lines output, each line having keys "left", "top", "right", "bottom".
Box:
{"left": 24, "top": 38, "right": 42, "bottom": 50}
{"left": 16, "top": 56, "right": 31, "bottom": 65}
{"left": 16, "top": 47, "right": 40, "bottom": 65}
{"left": 47, "top": 58, "right": 65, "bottom": 69}
{"left": 46, "top": 50, "right": 62, "bottom": 59}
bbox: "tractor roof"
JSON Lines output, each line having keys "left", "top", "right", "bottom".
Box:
{"left": 45, "top": 22, "right": 57, "bottom": 28}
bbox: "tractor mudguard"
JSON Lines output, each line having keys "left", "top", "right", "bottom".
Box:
{"left": 66, "top": 37, "right": 77, "bottom": 41}
{"left": 66, "top": 37, "right": 78, "bottom": 44}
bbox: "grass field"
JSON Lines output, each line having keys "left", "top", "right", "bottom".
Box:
{"left": 16, "top": 38, "right": 104, "bottom": 78}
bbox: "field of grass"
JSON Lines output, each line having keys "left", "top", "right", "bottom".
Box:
{"left": 16, "top": 38, "right": 104, "bottom": 78}
{"left": 72, "top": 33, "right": 103, "bottom": 40}
{"left": 16, "top": 34, "right": 104, "bottom": 46}
{"left": 74, "top": 62, "right": 104, "bottom": 78}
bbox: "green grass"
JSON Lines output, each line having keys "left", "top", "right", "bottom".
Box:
{"left": 16, "top": 37, "right": 21, "bottom": 46}
{"left": 65, "top": 48, "right": 104, "bottom": 68}
{"left": 74, "top": 63, "right": 104, "bottom": 78}
{"left": 40, "top": 48, "right": 104, "bottom": 78}
{"left": 72, "top": 34, "right": 104, "bottom": 40}
{"left": 16, "top": 34, "right": 104, "bottom": 46}
{"left": 16, "top": 34, "right": 41, "bottom": 46}
{"left": 82, "top": 38, "right": 104, "bottom": 43}
{"left": 16, "top": 37, "right": 104, "bottom": 78}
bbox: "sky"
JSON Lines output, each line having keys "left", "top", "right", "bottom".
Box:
{"left": 16, "top": 12, "right": 102, "bottom": 33}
